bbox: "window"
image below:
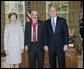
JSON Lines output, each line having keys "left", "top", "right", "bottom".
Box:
{"left": 5, "top": 1, "right": 25, "bottom": 29}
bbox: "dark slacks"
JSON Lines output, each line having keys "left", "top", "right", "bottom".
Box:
{"left": 28, "top": 42, "right": 44, "bottom": 68}
{"left": 49, "top": 42, "right": 65, "bottom": 68}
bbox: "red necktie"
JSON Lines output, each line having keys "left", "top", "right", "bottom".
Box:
{"left": 33, "top": 23, "right": 37, "bottom": 42}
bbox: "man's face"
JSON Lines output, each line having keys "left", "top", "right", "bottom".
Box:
{"left": 31, "top": 11, "right": 38, "bottom": 21}
{"left": 49, "top": 7, "right": 57, "bottom": 18}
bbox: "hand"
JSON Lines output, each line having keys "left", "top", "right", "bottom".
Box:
{"left": 26, "top": 10, "right": 31, "bottom": 17}
{"left": 44, "top": 46, "right": 48, "bottom": 52}
{"left": 5, "top": 50, "right": 8, "bottom": 56}
{"left": 25, "top": 45, "right": 28, "bottom": 51}
{"left": 26, "top": 10, "right": 31, "bottom": 22}
{"left": 63, "top": 45, "right": 69, "bottom": 52}
{"left": 27, "top": 17, "right": 30, "bottom": 22}
{"left": 21, "top": 49, "right": 24, "bottom": 53}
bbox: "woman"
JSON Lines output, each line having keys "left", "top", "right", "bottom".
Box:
{"left": 4, "top": 12, "right": 24, "bottom": 68}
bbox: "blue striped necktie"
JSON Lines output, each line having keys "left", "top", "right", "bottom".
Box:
{"left": 52, "top": 18, "right": 56, "bottom": 33}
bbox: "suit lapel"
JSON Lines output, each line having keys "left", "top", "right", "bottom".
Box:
{"left": 29, "top": 22, "right": 32, "bottom": 39}
{"left": 38, "top": 20, "right": 41, "bottom": 39}
{"left": 49, "top": 19, "right": 53, "bottom": 33}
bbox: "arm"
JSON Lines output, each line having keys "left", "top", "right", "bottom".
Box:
{"left": 43, "top": 21, "right": 48, "bottom": 46}
{"left": 4, "top": 25, "right": 8, "bottom": 50}
{"left": 24, "top": 23, "right": 29, "bottom": 46}
{"left": 26, "top": 10, "right": 32, "bottom": 22}
{"left": 62, "top": 19, "right": 69, "bottom": 45}
{"left": 24, "top": 23, "right": 29, "bottom": 51}
{"left": 4, "top": 25, "right": 8, "bottom": 54}
{"left": 20, "top": 26, "right": 24, "bottom": 50}
{"left": 62, "top": 19, "right": 69, "bottom": 51}
{"left": 44, "top": 21, "right": 48, "bottom": 52}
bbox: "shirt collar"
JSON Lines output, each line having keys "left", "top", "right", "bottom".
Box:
{"left": 51, "top": 16, "right": 57, "bottom": 23}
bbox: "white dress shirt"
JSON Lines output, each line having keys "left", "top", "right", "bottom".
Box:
{"left": 31, "top": 22, "right": 38, "bottom": 42}
{"left": 51, "top": 16, "right": 57, "bottom": 26}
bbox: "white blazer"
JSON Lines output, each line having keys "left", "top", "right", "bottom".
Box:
{"left": 4, "top": 23, "right": 24, "bottom": 50}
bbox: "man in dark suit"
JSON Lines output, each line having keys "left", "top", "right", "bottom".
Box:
{"left": 24, "top": 10, "right": 46, "bottom": 68}
{"left": 44, "top": 5, "right": 69, "bottom": 68}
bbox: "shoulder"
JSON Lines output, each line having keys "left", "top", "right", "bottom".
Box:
{"left": 57, "top": 16, "right": 67, "bottom": 25}
{"left": 45, "top": 18, "right": 51, "bottom": 26}
{"left": 38, "top": 20, "right": 44, "bottom": 23}
{"left": 25, "top": 22, "right": 31, "bottom": 26}
{"left": 5, "top": 23, "right": 10, "bottom": 29}
{"left": 57, "top": 16, "right": 66, "bottom": 21}
{"left": 18, "top": 24, "right": 23, "bottom": 29}
{"left": 6, "top": 23, "right": 10, "bottom": 26}
{"left": 45, "top": 18, "right": 51, "bottom": 23}
{"left": 38, "top": 20, "right": 45, "bottom": 25}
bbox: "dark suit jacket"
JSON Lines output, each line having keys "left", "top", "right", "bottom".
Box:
{"left": 24, "top": 20, "right": 46, "bottom": 48}
{"left": 79, "top": 19, "right": 83, "bottom": 39}
{"left": 45, "top": 16, "right": 69, "bottom": 51}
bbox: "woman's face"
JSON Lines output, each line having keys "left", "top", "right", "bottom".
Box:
{"left": 10, "top": 15, "right": 17, "bottom": 23}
